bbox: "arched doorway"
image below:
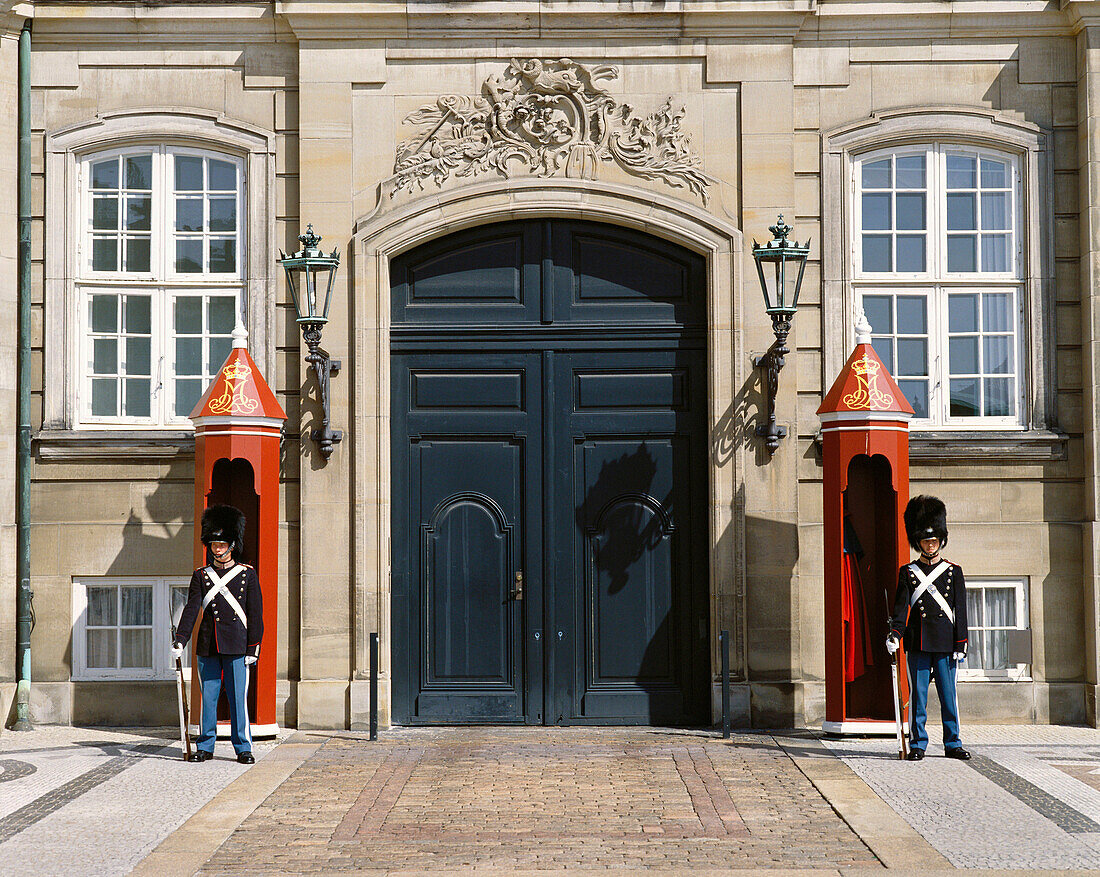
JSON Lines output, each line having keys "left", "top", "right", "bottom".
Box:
{"left": 390, "top": 219, "right": 709, "bottom": 725}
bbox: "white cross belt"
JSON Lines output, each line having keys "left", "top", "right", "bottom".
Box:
{"left": 908, "top": 561, "right": 954, "bottom": 624}
{"left": 201, "top": 565, "right": 248, "bottom": 626}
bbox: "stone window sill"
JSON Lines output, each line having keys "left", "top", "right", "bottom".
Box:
{"left": 813, "top": 429, "right": 1068, "bottom": 463}
{"left": 35, "top": 429, "right": 196, "bottom": 461}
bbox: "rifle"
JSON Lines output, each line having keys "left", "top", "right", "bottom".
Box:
{"left": 886, "top": 587, "right": 909, "bottom": 760}
{"left": 172, "top": 628, "right": 191, "bottom": 761}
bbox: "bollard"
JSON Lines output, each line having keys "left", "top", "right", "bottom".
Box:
{"left": 369, "top": 632, "right": 379, "bottom": 741}
{"left": 720, "top": 629, "right": 730, "bottom": 739}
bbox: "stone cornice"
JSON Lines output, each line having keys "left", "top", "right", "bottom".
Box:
{"left": 808, "top": 0, "right": 1072, "bottom": 38}
{"left": 1061, "top": 0, "right": 1100, "bottom": 30}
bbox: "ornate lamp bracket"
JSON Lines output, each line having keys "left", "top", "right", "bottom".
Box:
{"left": 301, "top": 322, "right": 343, "bottom": 460}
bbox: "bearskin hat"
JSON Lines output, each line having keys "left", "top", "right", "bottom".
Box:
{"left": 200, "top": 504, "right": 246, "bottom": 559}
{"left": 904, "top": 495, "right": 948, "bottom": 551}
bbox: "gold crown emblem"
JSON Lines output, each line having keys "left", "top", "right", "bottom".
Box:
{"left": 841, "top": 352, "right": 893, "bottom": 410}
{"left": 208, "top": 358, "right": 259, "bottom": 415}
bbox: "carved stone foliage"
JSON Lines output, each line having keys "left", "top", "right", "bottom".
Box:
{"left": 392, "top": 58, "right": 711, "bottom": 203}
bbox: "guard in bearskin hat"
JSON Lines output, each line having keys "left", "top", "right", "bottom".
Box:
{"left": 886, "top": 495, "right": 970, "bottom": 761}
{"left": 172, "top": 505, "right": 263, "bottom": 764}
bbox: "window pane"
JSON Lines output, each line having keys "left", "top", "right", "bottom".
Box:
{"left": 967, "top": 589, "right": 984, "bottom": 628}
{"left": 981, "top": 192, "right": 1010, "bottom": 231}
{"left": 124, "top": 378, "right": 151, "bottom": 417}
{"left": 209, "top": 337, "right": 232, "bottom": 371}
{"left": 175, "top": 379, "right": 202, "bottom": 418}
{"left": 947, "top": 193, "right": 976, "bottom": 230}
{"left": 209, "top": 159, "right": 237, "bottom": 191}
{"left": 120, "top": 586, "right": 152, "bottom": 626}
{"left": 984, "top": 336, "right": 1013, "bottom": 374}
{"left": 895, "top": 193, "right": 925, "bottom": 230}
{"left": 984, "top": 378, "right": 1014, "bottom": 417}
{"left": 950, "top": 378, "right": 980, "bottom": 416}
{"left": 981, "top": 235, "right": 1010, "bottom": 273}
{"left": 896, "top": 296, "right": 927, "bottom": 334}
{"left": 948, "top": 294, "right": 979, "bottom": 332}
{"left": 985, "top": 630, "right": 1009, "bottom": 671}
{"left": 981, "top": 158, "right": 1009, "bottom": 188}
{"left": 947, "top": 154, "right": 976, "bottom": 188}
{"left": 208, "top": 238, "right": 236, "bottom": 274}
{"left": 862, "top": 193, "right": 891, "bottom": 230}
{"left": 871, "top": 337, "right": 894, "bottom": 372}
{"left": 125, "top": 155, "right": 152, "bottom": 190}
{"left": 983, "top": 293, "right": 1012, "bottom": 332}
{"left": 208, "top": 297, "right": 236, "bottom": 334}
{"left": 896, "top": 235, "right": 925, "bottom": 272}
{"left": 987, "top": 588, "right": 1016, "bottom": 627}
{"left": 897, "top": 339, "right": 927, "bottom": 376}
{"left": 175, "top": 198, "right": 203, "bottom": 232}
{"left": 92, "top": 197, "right": 119, "bottom": 231}
{"left": 86, "top": 629, "right": 116, "bottom": 669}
{"left": 895, "top": 155, "right": 925, "bottom": 188}
{"left": 209, "top": 198, "right": 236, "bottom": 232}
{"left": 947, "top": 236, "right": 977, "bottom": 272}
{"left": 176, "top": 337, "right": 203, "bottom": 376}
{"left": 171, "top": 586, "right": 189, "bottom": 629}
{"left": 91, "top": 378, "right": 117, "bottom": 416}
{"left": 87, "top": 587, "right": 117, "bottom": 625}
{"left": 92, "top": 237, "right": 117, "bottom": 271}
{"left": 125, "top": 237, "right": 151, "bottom": 273}
{"left": 174, "top": 297, "right": 202, "bottom": 334}
{"left": 125, "top": 296, "right": 151, "bottom": 333}
{"left": 862, "top": 296, "right": 892, "bottom": 334}
{"left": 124, "top": 337, "right": 150, "bottom": 375}
{"left": 862, "top": 236, "right": 891, "bottom": 272}
{"left": 91, "top": 295, "right": 117, "bottom": 333}
{"left": 949, "top": 337, "right": 979, "bottom": 374}
{"left": 862, "top": 158, "right": 891, "bottom": 189}
{"left": 898, "top": 379, "right": 928, "bottom": 418}
{"left": 92, "top": 158, "right": 119, "bottom": 190}
{"left": 176, "top": 239, "right": 203, "bottom": 273}
{"left": 120, "top": 629, "right": 152, "bottom": 669}
{"left": 92, "top": 338, "right": 117, "bottom": 374}
{"left": 125, "top": 197, "right": 151, "bottom": 231}
{"left": 175, "top": 155, "right": 203, "bottom": 191}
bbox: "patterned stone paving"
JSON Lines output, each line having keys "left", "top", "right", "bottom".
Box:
{"left": 823, "top": 726, "right": 1100, "bottom": 870}
{"left": 199, "top": 728, "right": 881, "bottom": 872}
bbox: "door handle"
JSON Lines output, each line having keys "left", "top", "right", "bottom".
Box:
{"left": 512, "top": 571, "right": 524, "bottom": 601}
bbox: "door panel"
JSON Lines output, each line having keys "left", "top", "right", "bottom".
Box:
{"left": 392, "top": 352, "right": 541, "bottom": 724}
{"left": 554, "top": 350, "right": 708, "bottom": 724}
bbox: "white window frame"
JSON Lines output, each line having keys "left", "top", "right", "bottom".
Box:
{"left": 45, "top": 109, "right": 278, "bottom": 433}
{"left": 821, "top": 107, "right": 1052, "bottom": 434}
{"left": 76, "top": 146, "right": 245, "bottom": 428}
{"left": 853, "top": 144, "right": 1026, "bottom": 427}
{"left": 72, "top": 576, "right": 191, "bottom": 681}
{"left": 958, "top": 576, "right": 1030, "bottom": 682}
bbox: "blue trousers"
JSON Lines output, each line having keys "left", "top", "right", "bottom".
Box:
{"left": 196, "top": 654, "right": 252, "bottom": 755}
{"left": 907, "top": 650, "right": 962, "bottom": 751}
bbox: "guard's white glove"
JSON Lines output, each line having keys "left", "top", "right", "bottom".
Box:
{"left": 244, "top": 655, "right": 257, "bottom": 666}
{"left": 885, "top": 635, "right": 899, "bottom": 656}
{"left": 953, "top": 651, "right": 966, "bottom": 664}
{"left": 170, "top": 643, "right": 185, "bottom": 661}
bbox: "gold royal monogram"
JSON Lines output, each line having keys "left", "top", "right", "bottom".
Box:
{"left": 841, "top": 353, "right": 893, "bottom": 410}
{"left": 208, "top": 359, "right": 259, "bottom": 415}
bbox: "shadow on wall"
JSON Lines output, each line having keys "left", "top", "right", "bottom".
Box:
{"left": 712, "top": 362, "right": 775, "bottom": 470}
{"left": 743, "top": 514, "right": 799, "bottom": 727}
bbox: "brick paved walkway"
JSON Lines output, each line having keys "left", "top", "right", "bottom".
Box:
{"left": 198, "top": 728, "right": 881, "bottom": 872}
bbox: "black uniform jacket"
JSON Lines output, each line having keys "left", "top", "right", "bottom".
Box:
{"left": 889, "top": 557, "right": 968, "bottom": 655}
{"left": 174, "top": 563, "right": 263, "bottom": 657}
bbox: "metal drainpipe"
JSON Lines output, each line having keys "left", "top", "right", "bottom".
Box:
{"left": 13, "top": 19, "right": 33, "bottom": 732}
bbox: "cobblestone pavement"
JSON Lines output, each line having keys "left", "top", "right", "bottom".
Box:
{"left": 198, "top": 727, "right": 881, "bottom": 873}
{"left": 0, "top": 725, "right": 279, "bottom": 876}
{"left": 822, "top": 724, "right": 1100, "bottom": 871}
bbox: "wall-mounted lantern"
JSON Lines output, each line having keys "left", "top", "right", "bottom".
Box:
{"left": 752, "top": 215, "right": 811, "bottom": 454}
{"left": 279, "top": 224, "right": 343, "bottom": 459}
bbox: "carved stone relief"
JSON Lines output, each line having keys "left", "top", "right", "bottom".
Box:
{"left": 391, "top": 58, "right": 711, "bottom": 204}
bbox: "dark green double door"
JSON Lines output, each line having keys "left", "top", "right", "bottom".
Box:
{"left": 391, "top": 221, "right": 709, "bottom": 725}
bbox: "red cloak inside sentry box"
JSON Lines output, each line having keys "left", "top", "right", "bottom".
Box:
{"left": 817, "top": 316, "right": 913, "bottom": 735}
{"left": 188, "top": 328, "right": 286, "bottom": 738}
